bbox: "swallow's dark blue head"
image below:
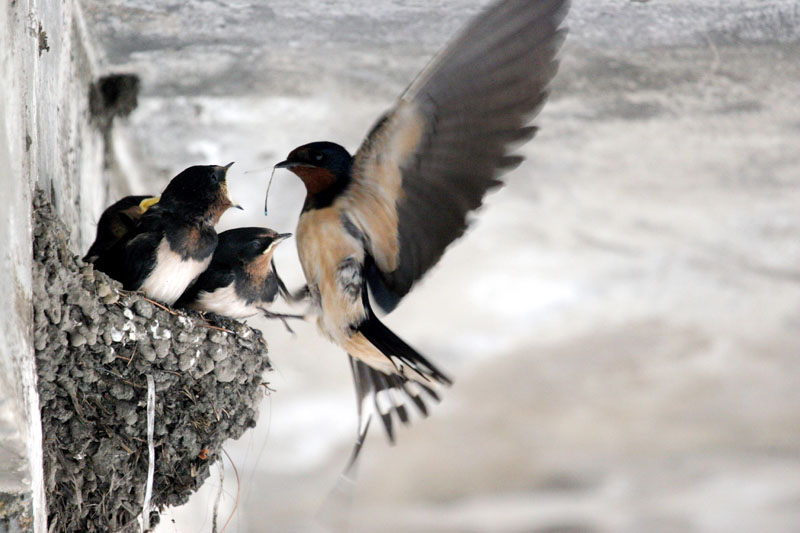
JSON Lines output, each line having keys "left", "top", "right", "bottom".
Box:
{"left": 275, "top": 142, "right": 352, "bottom": 196}
{"left": 159, "top": 163, "right": 240, "bottom": 221}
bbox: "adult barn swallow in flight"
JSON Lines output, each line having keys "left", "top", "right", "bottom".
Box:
{"left": 175, "top": 227, "right": 297, "bottom": 324}
{"left": 94, "top": 163, "right": 240, "bottom": 305}
{"left": 83, "top": 195, "right": 160, "bottom": 263}
{"left": 272, "top": 0, "right": 569, "bottom": 449}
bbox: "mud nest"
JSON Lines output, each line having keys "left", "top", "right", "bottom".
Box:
{"left": 32, "top": 191, "right": 272, "bottom": 532}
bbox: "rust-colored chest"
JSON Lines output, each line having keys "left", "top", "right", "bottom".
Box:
{"left": 296, "top": 205, "right": 364, "bottom": 285}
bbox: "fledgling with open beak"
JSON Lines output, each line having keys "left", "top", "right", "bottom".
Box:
{"left": 270, "top": 0, "right": 570, "bottom": 463}
{"left": 93, "top": 163, "right": 241, "bottom": 305}
{"left": 175, "top": 227, "right": 300, "bottom": 327}
{"left": 83, "top": 195, "right": 160, "bottom": 263}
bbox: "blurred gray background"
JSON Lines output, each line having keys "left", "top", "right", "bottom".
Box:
{"left": 78, "top": 1, "right": 800, "bottom": 531}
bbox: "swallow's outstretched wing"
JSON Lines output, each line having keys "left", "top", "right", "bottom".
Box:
{"left": 341, "top": 0, "right": 569, "bottom": 312}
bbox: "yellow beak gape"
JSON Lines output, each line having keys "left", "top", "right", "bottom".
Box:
{"left": 138, "top": 196, "right": 160, "bottom": 213}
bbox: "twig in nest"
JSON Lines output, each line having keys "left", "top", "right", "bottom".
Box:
{"left": 142, "top": 295, "right": 236, "bottom": 334}
{"left": 118, "top": 440, "right": 135, "bottom": 455}
{"left": 211, "top": 399, "right": 221, "bottom": 422}
{"left": 66, "top": 387, "right": 87, "bottom": 424}
{"left": 197, "top": 321, "right": 234, "bottom": 334}
{"left": 95, "top": 367, "right": 147, "bottom": 390}
{"left": 128, "top": 344, "right": 138, "bottom": 367}
{"left": 141, "top": 296, "right": 179, "bottom": 316}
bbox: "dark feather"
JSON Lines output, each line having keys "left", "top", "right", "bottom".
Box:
{"left": 92, "top": 217, "right": 164, "bottom": 290}
{"left": 272, "top": 259, "right": 292, "bottom": 302}
{"left": 344, "top": 355, "right": 443, "bottom": 470}
{"left": 354, "top": 0, "right": 569, "bottom": 312}
{"left": 93, "top": 165, "right": 233, "bottom": 304}
{"left": 340, "top": 284, "right": 450, "bottom": 459}
{"left": 174, "top": 261, "right": 234, "bottom": 309}
{"left": 83, "top": 195, "right": 153, "bottom": 263}
{"left": 357, "top": 308, "right": 452, "bottom": 387}
{"left": 176, "top": 227, "right": 284, "bottom": 309}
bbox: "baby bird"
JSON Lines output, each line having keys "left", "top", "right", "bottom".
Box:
{"left": 93, "top": 163, "right": 239, "bottom": 305}
{"left": 175, "top": 227, "right": 296, "bottom": 324}
{"left": 83, "top": 195, "right": 160, "bottom": 263}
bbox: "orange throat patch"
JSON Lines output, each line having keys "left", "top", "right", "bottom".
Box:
{"left": 292, "top": 166, "right": 337, "bottom": 195}
{"left": 208, "top": 187, "right": 233, "bottom": 224}
{"left": 245, "top": 250, "right": 274, "bottom": 283}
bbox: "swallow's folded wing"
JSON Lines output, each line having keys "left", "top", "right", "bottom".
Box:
{"left": 342, "top": 0, "right": 570, "bottom": 312}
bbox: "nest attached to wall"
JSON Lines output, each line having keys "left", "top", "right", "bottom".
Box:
{"left": 32, "top": 191, "right": 272, "bottom": 532}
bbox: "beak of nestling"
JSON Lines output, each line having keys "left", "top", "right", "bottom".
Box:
{"left": 138, "top": 196, "right": 160, "bottom": 213}
{"left": 263, "top": 232, "right": 292, "bottom": 254}
{"left": 220, "top": 162, "right": 243, "bottom": 210}
{"left": 262, "top": 232, "right": 292, "bottom": 258}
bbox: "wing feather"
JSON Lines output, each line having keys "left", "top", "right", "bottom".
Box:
{"left": 342, "top": 0, "right": 570, "bottom": 312}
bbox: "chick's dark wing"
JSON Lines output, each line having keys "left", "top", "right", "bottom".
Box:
{"left": 342, "top": 0, "right": 569, "bottom": 312}
{"left": 174, "top": 259, "right": 235, "bottom": 309}
{"left": 93, "top": 213, "right": 164, "bottom": 290}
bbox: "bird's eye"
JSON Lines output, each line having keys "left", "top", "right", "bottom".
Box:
{"left": 314, "top": 153, "right": 324, "bottom": 161}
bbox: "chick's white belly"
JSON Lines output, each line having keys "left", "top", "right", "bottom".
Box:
{"left": 190, "top": 283, "right": 258, "bottom": 319}
{"left": 141, "top": 239, "right": 212, "bottom": 305}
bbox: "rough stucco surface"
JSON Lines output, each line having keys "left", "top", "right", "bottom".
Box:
{"left": 1, "top": 0, "right": 104, "bottom": 530}
{"left": 1, "top": 0, "right": 151, "bottom": 529}
{"left": 32, "top": 191, "right": 272, "bottom": 532}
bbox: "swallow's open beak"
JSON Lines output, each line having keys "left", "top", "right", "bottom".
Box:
{"left": 275, "top": 160, "right": 317, "bottom": 170}
{"left": 221, "top": 162, "right": 243, "bottom": 210}
{"left": 266, "top": 158, "right": 313, "bottom": 215}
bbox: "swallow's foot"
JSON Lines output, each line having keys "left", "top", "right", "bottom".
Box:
{"left": 257, "top": 307, "right": 304, "bottom": 334}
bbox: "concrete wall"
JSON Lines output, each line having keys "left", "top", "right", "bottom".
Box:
{"left": 1, "top": 0, "right": 112, "bottom": 530}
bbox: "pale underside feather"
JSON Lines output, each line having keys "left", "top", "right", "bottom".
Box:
{"left": 296, "top": 206, "right": 367, "bottom": 344}
{"left": 188, "top": 283, "right": 259, "bottom": 319}
{"left": 343, "top": 357, "right": 443, "bottom": 472}
{"left": 141, "top": 238, "right": 212, "bottom": 305}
